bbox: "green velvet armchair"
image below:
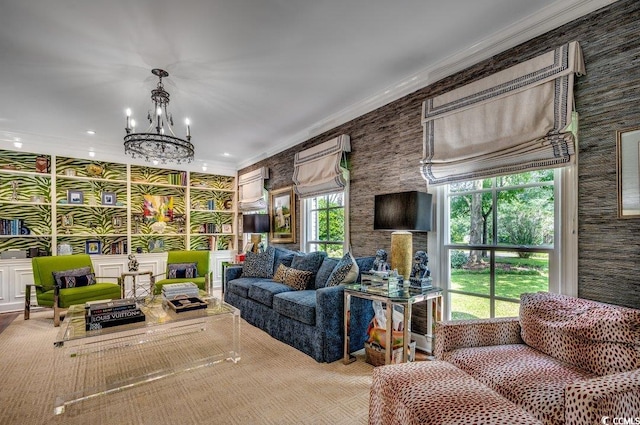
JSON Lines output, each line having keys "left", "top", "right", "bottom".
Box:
{"left": 26, "top": 254, "right": 122, "bottom": 326}
{"left": 153, "top": 250, "right": 213, "bottom": 295}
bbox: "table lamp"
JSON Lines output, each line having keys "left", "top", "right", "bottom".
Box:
{"left": 242, "top": 213, "right": 270, "bottom": 253}
{"left": 374, "top": 191, "right": 432, "bottom": 280}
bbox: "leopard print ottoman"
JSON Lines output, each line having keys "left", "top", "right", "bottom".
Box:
{"left": 369, "top": 360, "right": 542, "bottom": 424}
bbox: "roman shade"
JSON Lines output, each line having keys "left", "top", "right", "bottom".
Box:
{"left": 421, "top": 41, "right": 585, "bottom": 185}
{"left": 238, "top": 167, "right": 269, "bottom": 211}
{"left": 293, "top": 134, "right": 350, "bottom": 198}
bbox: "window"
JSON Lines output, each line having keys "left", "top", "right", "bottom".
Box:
{"left": 302, "top": 191, "right": 347, "bottom": 257}
{"left": 444, "top": 169, "right": 566, "bottom": 320}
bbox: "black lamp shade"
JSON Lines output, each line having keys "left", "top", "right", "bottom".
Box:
{"left": 242, "top": 213, "right": 270, "bottom": 233}
{"left": 374, "top": 191, "right": 432, "bottom": 232}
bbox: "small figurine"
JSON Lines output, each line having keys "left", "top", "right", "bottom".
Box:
{"left": 128, "top": 254, "right": 139, "bottom": 272}
{"left": 372, "top": 249, "right": 390, "bottom": 272}
{"left": 410, "top": 251, "right": 430, "bottom": 280}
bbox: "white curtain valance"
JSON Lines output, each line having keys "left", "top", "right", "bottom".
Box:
{"left": 238, "top": 167, "right": 269, "bottom": 211}
{"left": 293, "top": 134, "right": 350, "bottom": 198}
{"left": 421, "top": 41, "right": 585, "bottom": 185}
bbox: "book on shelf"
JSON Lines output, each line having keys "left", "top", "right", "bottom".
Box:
{"left": 167, "top": 171, "right": 187, "bottom": 186}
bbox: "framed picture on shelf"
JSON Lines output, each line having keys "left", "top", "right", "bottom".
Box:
{"left": 67, "top": 190, "right": 84, "bottom": 205}
{"left": 269, "top": 186, "right": 296, "bottom": 243}
{"left": 148, "top": 239, "right": 164, "bottom": 253}
{"left": 243, "top": 242, "right": 254, "bottom": 253}
{"left": 101, "top": 192, "right": 116, "bottom": 206}
{"left": 85, "top": 240, "right": 101, "bottom": 255}
{"left": 222, "top": 224, "right": 233, "bottom": 234}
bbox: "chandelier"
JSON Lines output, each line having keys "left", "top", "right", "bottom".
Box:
{"left": 124, "top": 68, "right": 194, "bottom": 164}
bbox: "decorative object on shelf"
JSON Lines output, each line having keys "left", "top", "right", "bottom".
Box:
{"left": 221, "top": 223, "right": 233, "bottom": 234}
{"left": 148, "top": 239, "right": 164, "bottom": 252}
{"left": 10, "top": 181, "right": 19, "bottom": 201}
{"left": 30, "top": 195, "right": 44, "bottom": 203}
{"left": 64, "top": 168, "right": 76, "bottom": 177}
{"left": 242, "top": 213, "right": 270, "bottom": 253}
{"left": 128, "top": 254, "right": 139, "bottom": 272}
{"left": 67, "top": 190, "right": 84, "bottom": 204}
{"left": 150, "top": 221, "right": 167, "bottom": 234}
{"left": 173, "top": 214, "right": 186, "bottom": 233}
{"left": 374, "top": 191, "right": 432, "bottom": 280}
{"left": 269, "top": 186, "right": 295, "bottom": 243}
{"left": 86, "top": 163, "right": 103, "bottom": 177}
{"left": 223, "top": 199, "right": 233, "bottom": 210}
{"left": 372, "top": 249, "right": 390, "bottom": 272}
{"left": 111, "top": 216, "right": 122, "bottom": 228}
{"left": 61, "top": 214, "right": 73, "bottom": 228}
{"left": 85, "top": 240, "right": 101, "bottom": 255}
{"left": 616, "top": 127, "right": 640, "bottom": 217}
{"left": 35, "top": 156, "right": 49, "bottom": 173}
{"left": 101, "top": 192, "right": 116, "bottom": 206}
{"left": 124, "top": 68, "right": 194, "bottom": 164}
{"left": 57, "top": 243, "right": 73, "bottom": 256}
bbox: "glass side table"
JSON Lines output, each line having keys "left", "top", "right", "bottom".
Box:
{"left": 343, "top": 283, "right": 443, "bottom": 365}
{"left": 120, "top": 270, "right": 154, "bottom": 300}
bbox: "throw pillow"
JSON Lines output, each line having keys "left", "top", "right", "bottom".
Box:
{"left": 242, "top": 246, "right": 275, "bottom": 278}
{"left": 283, "top": 268, "right": 314, "bottom": 290}
{"left": 52, "top": 266, "right": 92, "bottom": 288}
{"left": 290, "top": 251, "right": 327, "bottom": 275}
{"left": 326, "top": 252, "right": 359, "bottom": 287}
{"left": 60, "top": 273, "right": 96, "bottom": 288}
{"left": 272, "top": 263, "right": 289, "bottom": 283}
{"left": 168, "top": 262, "right": 199, "bottom": 279}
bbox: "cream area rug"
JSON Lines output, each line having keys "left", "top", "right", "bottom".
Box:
{"left": 0, "top": 311, "right": 373, "bottom": 425}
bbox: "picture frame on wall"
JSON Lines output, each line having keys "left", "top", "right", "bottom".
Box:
{"left": 221, "top": 223, "right": 233, "bottom": 234}
{"left": 67, "top": 190, "right": 84, "bottom": 205}
{"left": 101, "top": 191, "right": 116, "bottom": 206}
{"left": 85, "top": 240, "right": 101, "bottom": 255}
{"left": 269, "top": 186, "right": 296, "bottom": 243}
{"left": 616, "top": 127, "right": 640, "bottom": 218}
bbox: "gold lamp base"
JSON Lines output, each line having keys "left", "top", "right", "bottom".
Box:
{"left": 390, "top": 231, "right": 412, "bottom": 280}
{"left": 250, "top": 234, "right": 262, "bottom": 253}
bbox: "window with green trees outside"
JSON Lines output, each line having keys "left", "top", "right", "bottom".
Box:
{"left": 304, "top": 192, "right": 345, "bottom": 258}
{"left": 447, "top": 170, "right": 555, "bottom": 320}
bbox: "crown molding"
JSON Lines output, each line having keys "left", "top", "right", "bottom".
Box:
{"left": 238, "top": 0, "right": 618, "bottom": 170}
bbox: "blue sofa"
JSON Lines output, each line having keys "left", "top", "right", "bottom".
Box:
{"left": 224, "top": 247, "right": 374, "bottom": 363}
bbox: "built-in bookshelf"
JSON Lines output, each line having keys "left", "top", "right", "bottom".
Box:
{"left": 0, "top": 148, "right": 236, "bottom": 256}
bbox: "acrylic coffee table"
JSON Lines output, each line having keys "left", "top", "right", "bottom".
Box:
{"left": 53, "top": 293, "right": 240, "bottom": 415}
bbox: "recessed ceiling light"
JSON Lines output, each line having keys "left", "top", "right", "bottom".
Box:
{"left": 88, "top": 151, "right": 96, "bottom": 158}
{"left": 13, "top": 141, "right": 22, "bottom": 148}
{"left": 86, "top": 130, "right": 96, "bottom": 135}
{"left": 152, "top": 160, "right": 159, "bottom": 165}
{"left": 222, "top": 152, "right": 230, "bottom": 157}
{"left": 202, "top": 166, "right": 207, "bottom": 172}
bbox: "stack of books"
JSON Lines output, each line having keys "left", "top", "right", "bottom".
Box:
{"left": 161, "top": 282, "right": 199, "bottom": 300}
{"left": 84, "top": 299, "right": 145, "bottom": 331}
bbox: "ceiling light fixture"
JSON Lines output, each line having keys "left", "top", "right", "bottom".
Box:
{"left": 124, "top": 68, "right": 194, "bottom": 164}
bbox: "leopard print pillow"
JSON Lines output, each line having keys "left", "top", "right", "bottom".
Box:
{"left": 273, "top": 264, "right": 288, "bottom": 283}
{"left": 283, "top": 268, "right": 313, "bottom": 290}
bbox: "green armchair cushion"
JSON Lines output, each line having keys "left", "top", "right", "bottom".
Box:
{"left": 31, "top": 254, "right": 122, "bottom": 308}
{"left": 154, "top": 251, "right": 212, "bottom": 294}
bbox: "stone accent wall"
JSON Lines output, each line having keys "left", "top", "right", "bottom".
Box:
{"left": 240, "top": 0, "right": 640, "bottom": 309}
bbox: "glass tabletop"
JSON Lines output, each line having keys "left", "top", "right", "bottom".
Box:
{"left": 343, "top": 283, "right": 442, "bottom": 302}
{"left": 55, "top": 293, "right": 238, "bottom": 345}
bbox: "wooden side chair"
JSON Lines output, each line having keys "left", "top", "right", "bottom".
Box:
{"left": 26, "top": 254, "right": 122, "bottom": 326}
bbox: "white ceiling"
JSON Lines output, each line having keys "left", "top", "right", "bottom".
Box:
{"left": 0, "top": 0, "right": 615, "bottom": 175}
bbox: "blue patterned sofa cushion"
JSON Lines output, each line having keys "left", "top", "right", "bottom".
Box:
{"left": 273, "top": 290, "right": 317, "bottom": 326}
{"left": 227, "top": 277, "right": 261, "bottom": 298}
{"left": 273, "top": 247, "right": 296, "bottom": 271}
{"left": 242, "top": 246, "right": 276, "bottom": 278}
{"left": 290, "top": 251, "right": 327, "bottom": 283}
{"left": 355, "top": 256, "right": 375, "bottom": 282}
{"left": 314, "top": 258, "right": 339, "bottom": 289}
{"left": 248, "top": 280, "right": 294, "bottom": 307}
{"left": 326, "top": 252, "right": 359, "bottom": 287}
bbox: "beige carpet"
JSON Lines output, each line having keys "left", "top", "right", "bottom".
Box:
{"left": 0, "top": 310, "right": 374, "bottom": 425}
